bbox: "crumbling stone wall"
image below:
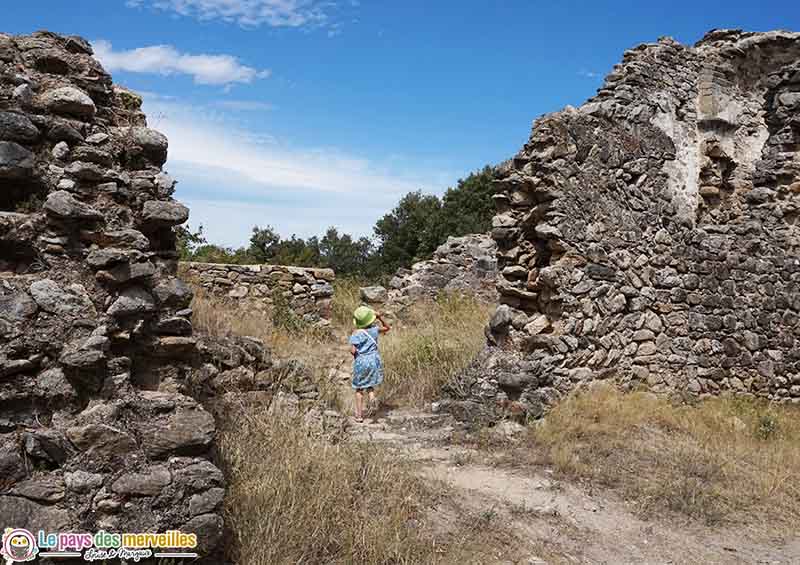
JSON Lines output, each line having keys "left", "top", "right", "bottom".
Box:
{"left": 444, "top": 30, "right": 800, "bottom": 422}
{"left": 388, "top": 234, "right": 497, "bottom": 303}
{"left": 0, "top": 31, "right": 294, "bottom": 561}
{"left": 181, "top": 262, "right": 335, "bottom": 324}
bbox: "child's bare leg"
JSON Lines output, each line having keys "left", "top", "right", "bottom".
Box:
{"left": 354, "top": 389, "right": 364, "bottom": 421}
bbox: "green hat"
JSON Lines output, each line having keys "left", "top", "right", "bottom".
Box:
{"left": 353, "top": 305, "right": 376, "bottom": 329}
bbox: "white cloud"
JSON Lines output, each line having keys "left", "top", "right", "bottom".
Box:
{"left": 141, "top": 97, "right": 453, "bottom": 244}
{"left": 137, "top": 0, "right": 332, "bottom": 28}
{"left": 92, "top": 40, "right": 269, "bottom": 86}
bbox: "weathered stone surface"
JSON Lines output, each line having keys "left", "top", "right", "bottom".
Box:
{"left": 0, "top": 141, "right": 34, "bottom": 178}
{"left": 41, "top": 86, "right": 96, "bottom": 119}
{"left": 0, "top": 111, "right": 39, "bottom": 142}
{"left": 29, "top": 279, "right": 95, "bottom": 317}
{"left": 383, "top": 234, "right": 498, "bottom": 306}
{"left": 446, "top": 29, "right": 800, "bottom": 423}
{"left": 44, "top": 190, "right": 103, "bottom": 220}
{"left": 0, "top": 495, "right": 71, "bottom": 530}
{"left": 106, "top": 286, "right": 156, "bottom": 317}
{"left": 11, "top": 475, "right": 66, "bottom": 503}
{"left": 112, "top": 465, "right": 171, "bottom": 496}
{"left": 141, "top": 200, "right": 189, "bottom": 227}
{"left": 67, "top": 423, "right": 137, "bottom": 458}
{"left": 360, "top": 285, "right": 387, "bottom": 303}
{"left": 141, "top": 405, "right": 215, "bottom": 458}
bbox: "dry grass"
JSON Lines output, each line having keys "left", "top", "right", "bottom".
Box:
{"left": 379, "top": 294, "right": 491, "bottom": 408}
{"left": 515, "top": 384, "right": 800, "bottom": 527}
{"left": 218, "top": 407, "right": 525, "bottom": 565}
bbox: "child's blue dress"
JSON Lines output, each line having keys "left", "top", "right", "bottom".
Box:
{"left": 349, "top": 326, "right": 384, "bottom": 390}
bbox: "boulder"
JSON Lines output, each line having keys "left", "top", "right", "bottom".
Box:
{"left": 129, "top": 127, "right": 168, "bottom": 165}
{"left": 41, "top": 86, "right": 96, "bottom": 119}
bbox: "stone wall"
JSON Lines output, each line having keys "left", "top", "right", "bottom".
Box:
{"left": 360, "top": 234, "right": 498, "bottom": 310}
{"left": 180, "top": 262, "right": 335, "bottom": 324}
{"left": 443, "top": 30, "right": 800, "bottom": 422}
{"left": 0, "top": 32, "right": 337, "bottom": 562}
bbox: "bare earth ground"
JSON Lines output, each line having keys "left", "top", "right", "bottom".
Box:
{"left": 345, "top": 402, "right": 800, "bottom": 565}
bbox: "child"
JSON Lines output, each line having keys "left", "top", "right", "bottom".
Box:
{"left": 349, "top": 305, "right": 391, "bottom": 423}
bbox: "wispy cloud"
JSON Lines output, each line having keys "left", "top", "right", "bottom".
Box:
{"left": 216, "top": 100, "right": 274, "bottom": 112}
{"left": 140, "top": 96, "right": 451, "bottom": 244}
{"left": 130, "top": 0, "right": 335, "bottom": 29}
{"left": 92, "top": 40, "right": 269, "bottom": 86}
{"left": 578, "top": 69, "right": 602, "bottom": 79}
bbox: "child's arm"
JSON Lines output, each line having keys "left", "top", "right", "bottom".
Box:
{"left": 350, "top": 344, "right": 357, "bottom": 357}
{"left": 375, "top": 312, "right": 391, "bottom": 333}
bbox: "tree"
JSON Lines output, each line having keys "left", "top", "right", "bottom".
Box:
{"left": 373, "top": 191, "right": 443, "bottom": 274}
{"left": 248, "top": 225, "right": 281, "bottom": 263}
{"left": 175, "top": 224, "right": 207, "bottom": 260}
{"left": 318, "top": 227, "right": 373, "bottom": 276}
{"left": 438, "top": 166, "right": 499, "bottom": 237}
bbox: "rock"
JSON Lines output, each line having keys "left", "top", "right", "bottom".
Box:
{"left": 0, "top": 289, "right": 37, "bottom": 321}
{"left": 128, "top": 127, "right": 169, "bottom": 165}
{"left": 12, "top": 475, "right": 66, "bottom": 503}
{"left": 0, "top": 437, "right": 26, "bottom": 484}
{"left": 41, "top": 86, "right": 96, "bottom": 119}
{"left": 360, "top": 286, "right": 387, "bottom": 303}
{"left": 29, "top": 279, "right": 96, "bottom": 317}
{"left": 112, "top": 466, "right": 171, "bottom": 496}
{"left": 0, "top": 111, "right": 39, "bottom": 142}
{"left": 188, "top": 487, "right": 225, "bottom": 516}
{"left": 64, "top": 470, "right": 104, "bottom": 493}
{"left": 51, "top": 140, "right": 69, "bottom": 160}
{"left": 0, "top": 141, "right": 35, "bottom": 178}
{"left": 141, "top": 405, "right": 216, "bottom": 458}
{"left": 66, "top": 423, "right": 137, "bottom": 459}
{"left": 141, "top": 200, "right": 189, "bottom": 227}
{"left": 0, "top": 495, "right": 71, "bottom": 531}
{"left": 86, "top": 132, "right": 109, "bottom": 144}
{"left": 106, "top": 286, "right": 156, "bottom": 317}
{"left": 152, "top": 278, "right": 193, "bottom": 308}
{"left": 44, "top": 190, "right": 103, "bottom": 220}
{"left": 182, "top": 513, "right": 223, "bottom": 554}
{"left": 22, "top": 429, "right": 71, "bottom": 464}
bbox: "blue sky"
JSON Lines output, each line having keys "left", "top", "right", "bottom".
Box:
{"left": 7, "top": 1, "right": 800, "bottom": 246}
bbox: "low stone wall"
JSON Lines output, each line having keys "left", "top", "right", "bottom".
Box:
{"left": 180, "top": 262, "right": 335, "bottom": 323}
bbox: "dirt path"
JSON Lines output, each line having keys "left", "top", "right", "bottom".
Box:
{"left": 348, "top": 407, "right": 800, "bottom": 565}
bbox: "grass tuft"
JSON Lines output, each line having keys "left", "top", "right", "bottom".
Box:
{"left": 518, "top": 384, "right": 800, "bottom": 527}
{"left": 219, "top": 408, "right": 445, "bottom": 565}
{"left": 379, "top": 293, "right": 491, "bottom": 407}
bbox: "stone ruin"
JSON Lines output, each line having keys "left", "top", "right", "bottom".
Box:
{"left": 360, "top": 233, "right": 498, "bottom": 309}
{"left": 180, "top": 261, "right": 335, "bottom": 325}
{"left": 443, "top": 29, "right": 800, "bottom": 422}
{"left": 0, "top": 31, "right": 338, "bottom": 562}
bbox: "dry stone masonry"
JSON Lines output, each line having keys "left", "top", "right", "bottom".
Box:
{"left": 444, "top": 30, "right": 800, "bottom": 422}
{"left": 360, "top": 234, "right": 498, "bottom": 310}
{"left": 180, "top": 261, "right": 335, "bottom": 324}
{"left": 0, "top": 32, "right": 336, "bottom": 562}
